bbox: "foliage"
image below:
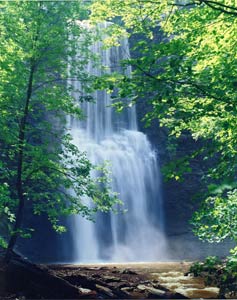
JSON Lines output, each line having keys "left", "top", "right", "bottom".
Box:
{"left": 190, "top": 256, "right": 221, "bottom": 277}
{"left": 90, "top": 0, "right": 237, "bottom": 250}
{"left": 191, "top": 189, "right": 237, "bottom": 243}
{"left": 190, "top": 252, "right": 237, "bottom": 294}
{"left": 0, "top": 1, "right": 120, "bottom": 253}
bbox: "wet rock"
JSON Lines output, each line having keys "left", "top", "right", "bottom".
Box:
{"left": 121, "top": 286, "right": 134, "bottom": 292}
{"left": 121, "top": 286, "right": 144, "bottom": 298}
{"left": 98, "top": 267, "right": 108, "bottom": 271}
{"left": 140, "top": 280, "right": 153, "bottom": 284}
{"left": 95, "top": 284, "right": 114, "bottom": 297}
{"left": 152, "top": 283, "right": 169, "bottom": 291}
{"left": 107, "top": 281, "right": 128, "bottom": 289}
{"left": 121, "top": 269, "right": 138, "bottom": 275}
{"left": 78, "top": 287, "right": 92, "bottom": 293}
{"left": 92, "top": 273, "right": 101, "bottom": 279}
{"left": 119, "top": 290, "right": 132, "bottom": 297}
{"left": 137, "top": 284, "right": 150, "bottom": 291}
{"left": 63, "top": 274, "right": 96, "bottom": 289}
{"left": 78, "top": 287, "right": 97, "bottom": 298}
{"left": 145, "top": 286, "right": 166, "bottom": 296}
{"left": 103, "top": 275, "right": 120, "bottom": 282}
{"left": 131, "top": 290, "right": 149, "bottom": 298}
{"left": 137, "top": 284, "right": 168, "bottom": 298}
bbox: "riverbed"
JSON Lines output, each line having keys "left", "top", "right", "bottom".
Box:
{"left": 48, "top": 262, "right": 220, "bottom": 298}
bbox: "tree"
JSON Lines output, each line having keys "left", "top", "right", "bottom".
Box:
{"left": 90, "top": 0, "right": 237, "bottom": 250}
{"left": 0, "top": 1, "right": 119, "bottom": 262}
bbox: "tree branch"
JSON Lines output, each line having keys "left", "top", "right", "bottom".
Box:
{"left": 175, "top": 0, "right": 237, "bottom": 16}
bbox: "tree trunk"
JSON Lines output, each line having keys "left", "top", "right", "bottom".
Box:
{"left": 5, "top": 64, "right": 35, "bottom": 263}
{"left": 5, "top": 3, "right": 44, "bottom": 263}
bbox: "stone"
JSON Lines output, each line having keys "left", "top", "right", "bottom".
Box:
{"left": 98, "top": 267, "right": 108, "bottom": 270}
{"left": 132, "top": 290, "right": 149, "bottom": 298}
{"left": 78, "top": 288, "right": 92, "bottom": 293}
{"left": 103, "top": 275, "right": 120, "bottom": 282}
{"left": 95, "top": 284, "right": 114, "bottom": 297}
{"left": 78, "top": 287, "right": 97, "bottom": 298}
{"left": 121, "top": 287, "right": 134, "bottom": 292}
{"left": 107, "top": 281, "right": 128, "bottom": 289}
{"left": 111, "top": 268, "right": 119, "bottom": 274}
{"left": 146, "top": 287, "right": 166, "bottom": 296}
{"left": 137, "top": 284, "right": 166, "bottom": 297}
{"left": 137, "top": 284, "right": 149, "bottom": 291}
{"left": 121, "top": 269, "right": 138, "bottom": 275}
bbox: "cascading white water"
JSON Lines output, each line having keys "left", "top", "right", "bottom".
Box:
{"left": 68, "top": 22, "right": 166, "bottom": 263}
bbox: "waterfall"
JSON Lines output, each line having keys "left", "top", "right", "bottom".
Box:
{"left": 68, "top": 22, "right": 166, "bottom": 263}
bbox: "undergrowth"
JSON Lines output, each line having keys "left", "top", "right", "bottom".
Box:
{"left": 189, "top": 248, "right": 237, "bottom": 298}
